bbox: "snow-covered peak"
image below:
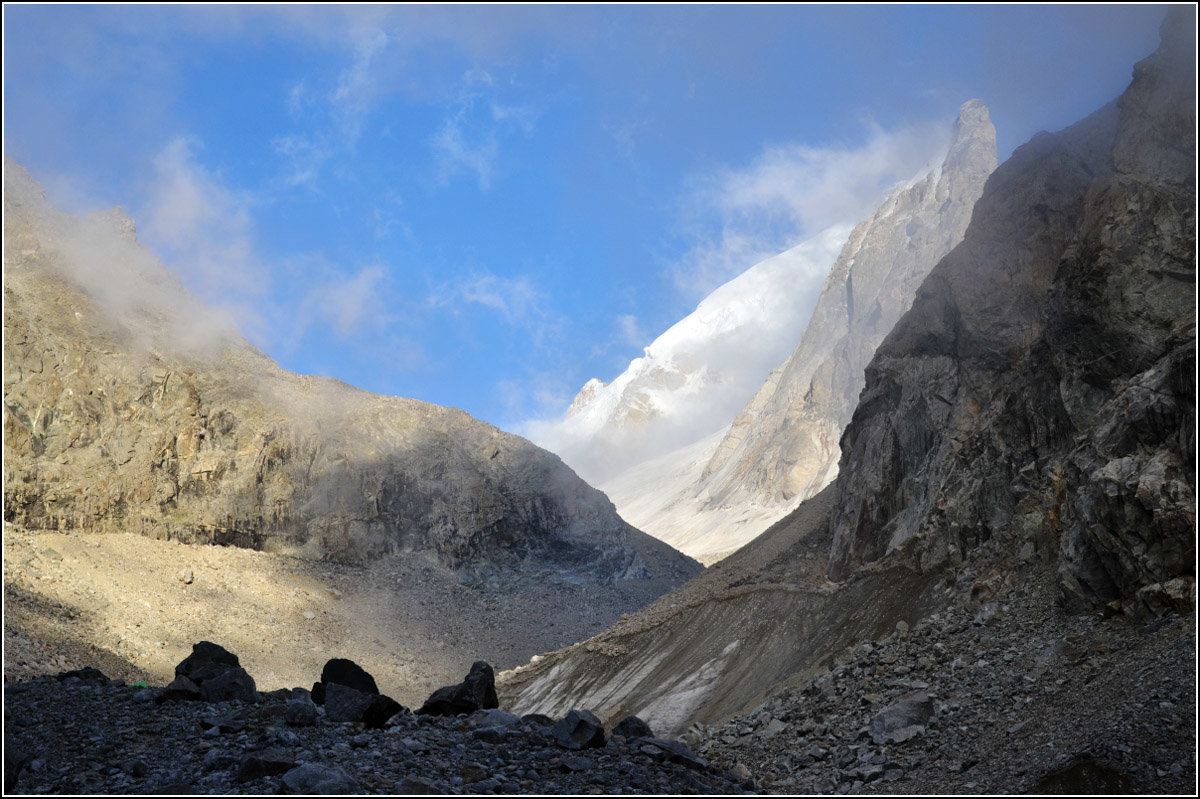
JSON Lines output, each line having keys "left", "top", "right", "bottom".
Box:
{"left": 529, "top": 224, "right": 851, "bottom": 484}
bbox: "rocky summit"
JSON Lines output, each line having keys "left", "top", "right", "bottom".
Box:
{"left": 3, "top": 646, "right": 748, "bottom": 795}
{"left": 3, "top": 158, "right": 697, "bottom": 590}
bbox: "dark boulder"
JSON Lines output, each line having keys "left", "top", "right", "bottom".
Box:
{"left": 236, "top": 748, "right": 295, "bottom": 782}
{"left": 55, "top": 667, "right": 109, "bottom": 685}
{"left": 552, "top": 709, "right": 607, "bottom": 750}
{"left": 169, "top": 642, "right": 256, "bottom": 703}
{"left": 311, "top": 658, "right": 379, "bottom": 705}
{"left": 417, "top": 661, "right": 499, "bottom": 716}
{"left": 176, "top": 641, "right": 239, "bottom": 677}
{"left": 323, "top": 683, "right": 375, "bottom": 723}
{"left": 612, "top": 715, "right": 654, "bottom": 740}
{"left": 281, "top": 763, "right": 361, "bottom": 794}
{"left": 362, "top": 694, "right": 405, "bottom": 729}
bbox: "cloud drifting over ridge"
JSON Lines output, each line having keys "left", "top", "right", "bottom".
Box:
{"left": 672, "top": 119, "right": 950, "bottom": 300}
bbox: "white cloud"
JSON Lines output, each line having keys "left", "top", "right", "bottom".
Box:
{"left": 673, "top": 119, "right": 949, "bottom": 299}
{"left": 430, "top": 70, "right": 540, "bottom": 191}
{"left": 330, "top": 27, "right": 390, "bottom": 143}
{"left": 301, "top": 264, "right": 389, "bottom": 338}
{"left": 139, "top": 137, "right": 270, "bottom": 340}
{"left": 432, "top": 119, "right": 500, "bottom": 190}
{"left": 431, "top": 271, "right": 542, "bottom": 323}
{"left": 616, "top": 314, "right": 644, "bottom": 347}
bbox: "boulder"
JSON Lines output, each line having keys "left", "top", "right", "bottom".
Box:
{"left": 281, "top": 764, "right": 361, "bottom": 794}
{"left": 236, "top": 748, "right": 295, "bottom": 782}
{"left": 168, "top": 642, "right": 256, "bottom": 703}
{"left": 869, "top": 691, "right": 934, "bottom": 745}
{"left": 612, "top": 715, "right": 654, "bottom": 739}
{"left": 417, "top": 661, "right": 499, "bottom": 716}
{"left": 311, "top": 658, "right": 379, "bottom": 705}
{"left": 552, "top": 709, "right": 606, "bottom": 750}
{"left": 323, "top": 683, "right": 375, "bottom": 723}
{"left": 362, "top": 695, "right": 405, "bottom": 729}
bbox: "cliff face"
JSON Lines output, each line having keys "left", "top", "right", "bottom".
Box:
{"left": 828, "top": 16, "right": 1195, "bottom": 610}
{"left": 603, "top": 101, "right": 996, "bottom": 561}
{"left": 498, "top": 13, "right": 1195, "bottom": 748}
{"left": 2, "top": 161, "right": 699, "bottom": 585}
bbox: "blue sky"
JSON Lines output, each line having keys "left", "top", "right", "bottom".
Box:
{"left": 2, "top": 4, "right": 1174, "bottom": 433}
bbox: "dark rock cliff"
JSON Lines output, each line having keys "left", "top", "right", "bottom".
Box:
{"left": 2, "top": 161, "right": 699, "bottom": 585}
{"left": 828, "top": 11, "right": 1195, "bottom": 610}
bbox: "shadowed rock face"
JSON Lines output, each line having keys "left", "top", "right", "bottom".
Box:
{"left": 498, "top": 13, "right": 1195, "bottom": 746}
{"left": 828, "top": 12, "right": 1195, "bottom": 608}
{"left": 702, "top": 99, "right": 997, "bottom": 510}
{"left": 2, "top": 161, "right": 700, "bottom": 586}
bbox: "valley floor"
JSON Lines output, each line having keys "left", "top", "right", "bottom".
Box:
{"left": 2, "top": 525, "right": 681, "bottom": 709}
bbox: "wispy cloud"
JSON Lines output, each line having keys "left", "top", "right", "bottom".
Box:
{"left": 432, "top": 120, "right": 500, "bottom": 190}
{"left": 430, "top": 69, "right": 540, "bottom": 190}
{"left": 139, "top": 137, "right": 270, "bottom": 339}
{"left": 672, "top": 119, "right": 949, "bottom": 299}
{"left": 330, "top": 27, "right": 391, "bottom": 143}
{"left": 430, "top": 270, "right": 543, "bottom": 324}
{"left": 616, "top": 313, "right": 645, "bottom": 348}
{"left": 300, "top": 264, "right": 390, "bottom": 339}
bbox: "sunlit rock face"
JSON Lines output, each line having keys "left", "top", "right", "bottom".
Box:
{"left": 2, "top": 160, "right": 700, "bottom": 586}
{"left": 603, "top": 101, "right": 997, "bottom": 561}
{"left": 827, "top": 13, "right": 1196, "bottom": 609}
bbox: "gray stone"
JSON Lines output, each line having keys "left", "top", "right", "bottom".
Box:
{"left": 284, "top": 698, "right": 318, "bottom": 727}
{"left": 281, "top": 764, "right": 361, "bottom": 795}
{"left": 236, "top": 748, "right": 295, "bottom": 782}
{"left": 552, "top": 709, "right": 606, "bottom": 750}
{"left": 869, "top": 691, "right": 934, "bottom": 745}
{"left": 198, "top": 666, "right": 256, "bottom": 704}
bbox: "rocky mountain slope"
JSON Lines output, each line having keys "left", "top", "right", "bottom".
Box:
{"left": 497, "top": 13, "right": 1195, "bottom": 794}
{"left": 3, "top": 158, "right": 697, "bottom": 587}
{"left": 604, "top": 101, "right": 997, "bottom": 562}
{"left": 530, "top": 225, "right": 850, "bottom": 486}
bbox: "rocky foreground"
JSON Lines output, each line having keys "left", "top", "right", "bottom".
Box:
{"left": 692, "top": 572, "right": 1195, "bottom": 795}
{"left": 3, "top": 643, "right": 749, "bottom": 795}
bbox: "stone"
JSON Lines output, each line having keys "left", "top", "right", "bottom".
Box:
{"left": 284, "top": 698, "right": 318, "bottom": 727}
{"left": 868, "top": 691, "right": 934, "bottom": 745}
{"left": 417, "top": 661, "right": 498, "bottom": 716}
{"left": 472, "top": 708, "right": 521, "bottom": 727}
{"left": 281, "top": 764, "right": 361, "bottom": 795}
{"left": 323, "top": 683, "right": 375, "bottom": 724}
{"left": 612, "top": 715, "right": 654, "bottom": 740}
{"left": 638, "top": 738, "right": 709, "bottom": 771}
{"left": 55, "top": 667, "right": 108, "bottom": 684}
{"left": 317, "top": 658, "right": 379, "bottom": 697}
{"left": 361, "top": 694, "right": 404, "bottom": 729}
{"left": 198, "top": 666, "right": 257, "bottom": 704}
{"left": 552, "top": 709, "right": 607, "bottom": 750}
{"left": 236, "top": 748, "right": 295, "bottom": 782}
{"left": 176, "top": 642, "right": 239, "bottom": 678}
{"left": 159, "top": 675, "right": 201, "bottom": 702}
